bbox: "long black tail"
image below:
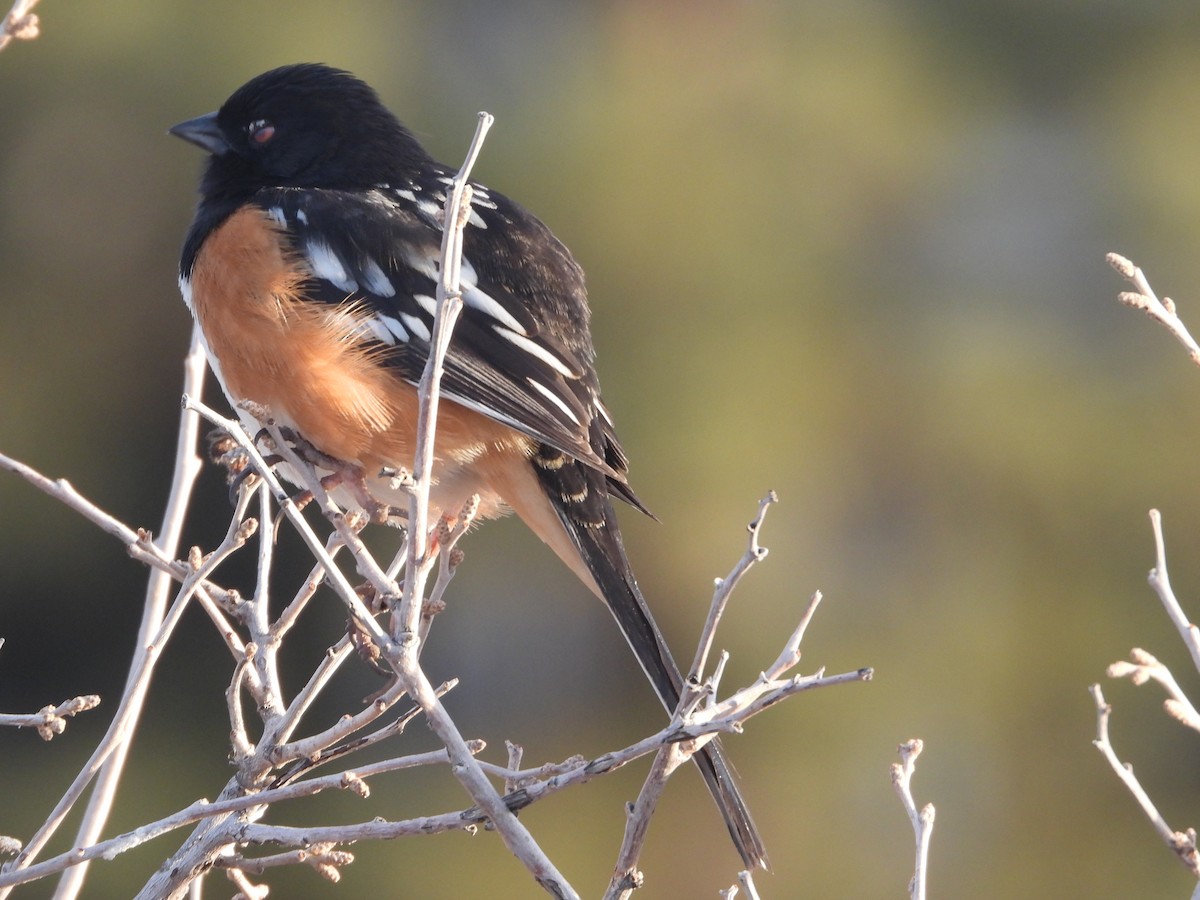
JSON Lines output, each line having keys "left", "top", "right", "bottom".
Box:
{"left": 544, "top": 466, "right": 768, "bottom": 870}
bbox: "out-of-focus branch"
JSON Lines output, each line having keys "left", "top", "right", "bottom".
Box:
{"left": 1094, "top": 511, "right": 1200, "bottom": 881}
{"left": 1141, "top": 509, "right": 1200, "bottom": 676}
{"left": 891, "top": 739, "right": 935, "bottom": 900}
{"left": 1109, "top": 252, "right": 1200, "bottom": 366}
{"left": 1102, "top": 257, "right": 1200, "bottom": 891}
{"left": 1108, "top": 647, "right": 1200, "bottom": 734}
{"left": 0, "top": 329, "right": 210, "bottom": 900}
{"left": 57, "top": 325, "right": 210, "bottom": 900}
{"left": 0, "top": 0, "right": 40, "bottom": 52}
{"left": 719, "top": 871, "right": 762, "bottom": 900}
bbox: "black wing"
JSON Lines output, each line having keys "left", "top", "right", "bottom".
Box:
{"left": 251, "top": 175, "right": 640, "bottom": 501}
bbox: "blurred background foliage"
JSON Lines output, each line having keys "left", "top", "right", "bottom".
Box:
{"left": 3, "top": 0, "right": 1200, "bottom": 896}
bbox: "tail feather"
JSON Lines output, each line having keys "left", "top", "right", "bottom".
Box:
{"left": 564, "top": 496, "right": 768, "bottom": 870}
{"left": 516, "top": 448, "right": 768, "bottom": 869}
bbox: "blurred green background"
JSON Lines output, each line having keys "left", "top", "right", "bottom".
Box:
{"left": 4, "top": 0, "right": 1200, "bottom": 896}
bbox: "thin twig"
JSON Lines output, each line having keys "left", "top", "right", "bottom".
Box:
{"left": 0, "top": 696, "right": 101, "bottom": 741}
{"left": 688, "top": 491, "right": 777, "bottom": 687}
{"left": 247, "top": 482, "right": 284, "bottom": 716}
{"left": 369, "top": 111, "right": 576, "bottom": 898}
{"left": 1143, "top": 509, "right": 1200, "bottom": 676}
{"left": 271, "top": 537, "right": 344, "bottom": 641}
{"left": 720, "top": 871, "right": 761, "bottom": 900}
{"left": 183, "top": 397, "right": 388, "bottom": 642}
{"left": 0, "top": 0, "right": 40, "bottom": 52}
{"left": 2, "top": 490, "right": 253, "bottom": 889}
{"left": 393, "top": 129, "right": 482, "bottom": 637}
{"left": 257, "top": 416, "right": 398, "bottom": 597}
{"left": 1108, "top": 252, "right": 1200, "bottom": 366}
{"left": 605, "top": 742, "right": 688, "bottom": 899}
{"left": 1089, "top": 684, "right": 1200, "bottom": 876}
{"left": 216, "top": 844, "right": 354, "bottom": 879}
{"left": 1108, "top": 648, "right": 1200, "bottom": 733}
{"left": 1, "top": 329, "right": 208, "bottom": 898}
{"left": 891, "top": 739, "right": 934, "bottom": 900}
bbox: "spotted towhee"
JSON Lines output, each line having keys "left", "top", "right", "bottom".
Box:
{"left": 170, "top": 63, "right": 765, "bottom": 868}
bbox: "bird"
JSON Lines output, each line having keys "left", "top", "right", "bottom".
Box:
{"left": 170, "top": 62, "right": 765, "bottom": 869}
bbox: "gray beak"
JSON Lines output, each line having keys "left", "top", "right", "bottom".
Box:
{"left": 169, "top": 111, "right": 230, "bottom": 155}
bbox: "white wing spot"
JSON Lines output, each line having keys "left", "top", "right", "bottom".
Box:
{"left": 596, "top": 396, "right": 615, "bottom": 427}
{"left": 296, "top": 209, "right": 309, "bottom": 225}
{"left": 413, "top": 293, "right": 438, "bottom": 316}
{"left": 400, "top": 312, "right": 431, "bottom": 342}
{"left": 266, "top": 206, "right": 287, "bottom": 227}
{"left": 306, "top": 240, "right": 357, "bottom": 294}
{"left": 359, "top": 256, "right": 396, "bottom": 297}
{"left": 402, "top": 247, "right": 440, "bottom": 282}
{"left": 459, "top": 267, "right": 525, "bottom": 333}
{"left": 365, "top": 189, "right": 399, "bottom": 210}
{"left": 359, "top": 316, "right": 396, "bottom": 345}
{"left": 471, "top": 187, "right": 497, "bottom": 209}
{"left": 526, "top": 377, "right": 581, "bottom": 425}
{"left": 378, "top": 314, "right": 410, "bottom": 343}
{"left": 415, "top": 198, "right": 441, "bottom": 222}
{"left": 394, "top": 188, "right": 417, "bottom": 203}
{"left": 495, "top": 326, "right": 578, "bottom": 379}
{"left": 468, "top": 209, "right": 488, "bottom": 229}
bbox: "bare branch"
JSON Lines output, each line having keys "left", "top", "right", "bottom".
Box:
{"left": 689, "top": 490, "right": 777, "bottom": 686}
{"left": 1108, "top": 252, "right": 1200, "bottom": 367}
{"left": 1108, "top": 648, "right": 1200, "bottom": 733}
{"left": 1142, "top": 509, "right": 1200, "bottom": 676}
{"left": 0, "top": 0, "right": 40, "bottom": 52}
{"left": 183, "top": 396, "right": 387, "bottom": 637}
{"left": 891, "top": 739, "right": 935, "bottom": 900}
{"left": 720, "top": 870, "right": 762, "bottom": 900}
{"left": 0, "top": 96, "right": 873, "bottom": 896}
{"left": 216, "top": 844, "right": 354, "bottom": 880}
{"left": 0, "top": 748, "right": 458, "bottom": 890}
{"left": 373, "top": 111, "right": 578, "bottom": 899}
{"left": 605, "top": 741, "right": 689, "bottom": 899}
{"left": 0, "top": 696, "right": 101, "bottom": 741}
{"left": 1089, "top": 684, "right": 1200, "bottom": 876}
{"left": 1, "top": 328, "right": 209, "bottom": 900}
{"left": 603, "top": 501, "right": 865, "bottom": 895}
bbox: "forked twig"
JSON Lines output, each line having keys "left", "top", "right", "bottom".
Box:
{"left": 1108, "top": 252, "right": 1200, "bottom": 366}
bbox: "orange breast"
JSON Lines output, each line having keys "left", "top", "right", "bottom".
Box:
{"left": 187, "top": 206, "right": 531, "bottom": 489}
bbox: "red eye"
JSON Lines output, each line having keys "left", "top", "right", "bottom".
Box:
{"left": 249, "top": 120, "right": 275, "bottom": 144}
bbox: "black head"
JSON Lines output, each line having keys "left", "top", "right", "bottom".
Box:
{"left": 170, "top": 63, "right": 431, "bottom": 199}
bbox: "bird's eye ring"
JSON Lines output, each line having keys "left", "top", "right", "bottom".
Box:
{"left": 248, "top": 119, "right": 276, "bottom": 145}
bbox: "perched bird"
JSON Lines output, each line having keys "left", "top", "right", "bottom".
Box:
{"left": 170, "top": 63, "right": 765, "bottom": 868}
